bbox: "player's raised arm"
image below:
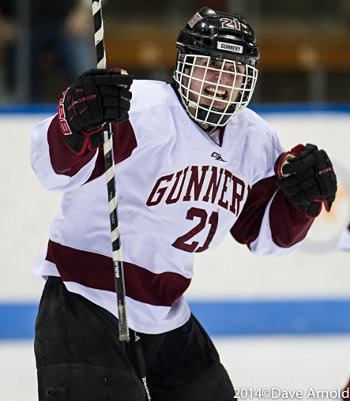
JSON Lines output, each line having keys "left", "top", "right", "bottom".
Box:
{"left": 30, "top": 68, "right": 132, "bottom": 191}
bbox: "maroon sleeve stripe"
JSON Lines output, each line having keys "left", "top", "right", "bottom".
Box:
{"left": 48, "top": 117, "right": 137, "bottom": 180}
{"left": 230, "top": 176, "right": 278, "bottom": 246}
{"left": 87, "top": 120, "right": 137, "bottom": 183}
{"left": 230, "top": 176, "right": 313, "bottom": 248}
{"left": 46, "top": 240, "right": 190, "bottom": 307}
{"left": 48, "top": 115, "right": 96, "bottom": 176}
{"left": 269, "top": 190, "right": 314, "bottom": 247}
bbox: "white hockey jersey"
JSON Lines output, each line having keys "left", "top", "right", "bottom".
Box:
{"left": 31, "top": 80, "right": 314, "bottom": 334}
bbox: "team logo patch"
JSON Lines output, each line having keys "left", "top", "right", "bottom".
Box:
{"left": 211, "top": 152, "right": 227, "bottom": 162}
{"left": 217, "top": 41, "right": 243, "bottom": 54}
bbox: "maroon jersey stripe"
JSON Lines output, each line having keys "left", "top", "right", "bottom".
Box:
{"left": 46, "top": 240, "right": 191, "bottom": 307}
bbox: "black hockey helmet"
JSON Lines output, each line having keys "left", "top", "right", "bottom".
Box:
{"left": 173, "top": 7, "right": 260, "bottom": 128}
{"left": 176, "top": 7, "right": 260, "bottom": 67}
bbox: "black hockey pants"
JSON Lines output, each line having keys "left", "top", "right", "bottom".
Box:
{"left": 35, "top": 277, "right": 236, "bottom": 400}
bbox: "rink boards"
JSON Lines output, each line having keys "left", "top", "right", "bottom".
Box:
{"left": 1, "top": 105, "right": 349, "bottom": 339}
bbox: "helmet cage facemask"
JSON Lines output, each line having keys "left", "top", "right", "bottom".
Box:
{"left": 173, "top": 53, "right": 258, "bottom": 127}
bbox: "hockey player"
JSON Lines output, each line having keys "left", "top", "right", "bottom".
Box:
{"left": 30, "top": 7, "right": 337, "bottom": 401}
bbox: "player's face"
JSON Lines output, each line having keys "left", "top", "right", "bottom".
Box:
{"left": 187, "top": 57, "right": 245, "bottom": 110}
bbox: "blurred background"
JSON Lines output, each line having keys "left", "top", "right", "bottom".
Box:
{"left": 1, "top": 0, "right": 350, "bottom": 104}
{"left": 1, "top": 1, "right": 350, "bottom": 400}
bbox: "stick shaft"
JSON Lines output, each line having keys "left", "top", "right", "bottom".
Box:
{"left": 91, "top": 0, "right": 129, "bottom": 342}
{"left": 92, "top": 0, "right": 106, "bottom": 68}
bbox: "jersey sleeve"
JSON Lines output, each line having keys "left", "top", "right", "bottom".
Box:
{"left": 230, "top": 175, "right": 314, "bottom": 256}
{"left": 30, "top": 114, "right": 99, "bottom": 192}
{"left": 30, "top": 114, "right": 137, "bottom": 192}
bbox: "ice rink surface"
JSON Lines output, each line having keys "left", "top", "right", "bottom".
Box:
{"left": 1, "top": 334, "right": 350, "bottom": 401}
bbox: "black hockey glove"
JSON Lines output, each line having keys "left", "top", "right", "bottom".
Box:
{"left": 274, "top": 143, "right": 337, "bottom": 217}
{"left": 58, "top": 68, "right": 132, "bottom": 155}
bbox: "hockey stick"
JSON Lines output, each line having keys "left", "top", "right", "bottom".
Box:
{"left": 91, "top": 0, "right": 129, "bottom": 342}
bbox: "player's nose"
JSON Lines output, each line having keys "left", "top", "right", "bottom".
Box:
{"left": 217, "top": 71, "right": 235, "bottom": 87}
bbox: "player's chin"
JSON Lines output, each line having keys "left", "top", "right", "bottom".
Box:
{"left": 213, "top": 100, "right": 229, "bottom": 109}
{"left": 208, "top": 101, "right": 229, "bottom": 111}
{"left": 199, "top": 98, "right": 227, "bottom": 110}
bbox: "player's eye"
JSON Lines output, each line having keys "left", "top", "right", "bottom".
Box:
{"left": 235, "top": 63, "right": 245, "bottom": 73}
{"left": 209, "top": 59, "right": 221, "bottom": 68}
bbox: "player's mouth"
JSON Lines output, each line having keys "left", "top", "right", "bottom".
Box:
{"left": 204, "top": 86, "right": 227, "bottom": 100}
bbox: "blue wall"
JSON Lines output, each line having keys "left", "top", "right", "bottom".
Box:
{"left": 2, "top": 299, "right": 350, "bottom": 339}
